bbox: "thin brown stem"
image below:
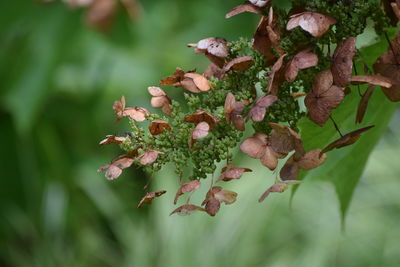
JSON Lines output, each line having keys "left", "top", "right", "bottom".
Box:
{"left": 330, "top": 115, "right": 343, "bottom": 137}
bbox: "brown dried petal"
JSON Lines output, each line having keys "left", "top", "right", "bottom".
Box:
{"left": 85, "top": 0, "right": 117, "bottom": 32}
{"left": 286, "top": 12, "right": 336, "bottom": 37}
{"left": 268, "top": 54, "right": 286, "bottom": 95}
{"left": 260, "top": 146, "right": 279, "bottom": 170}
{"left": 373, "top": 55, "right": 400, "bottom": 102}
{"left": 240, "top": 133, "right": 268, "bottom": 159}
{"left": 204, "top": 63, "right": 225, "bottom": 80}
{"left": 269, "top": 123, "right": 303, "bottom": 155}
{"left": 297, "top": 149, "right": 327, "bottom": 170}
{"left": 253, "top": 16, "right": 275, "bottom": 62}
{"left": 99, "top": 135, "right": 126, "bottom": 145}
{"left": 249, "top": 0, "right": 271, "bottom": 7}
{"left": 160, "top": 68, "right": 185, "bottom": 86}
{"left": 258, "top": 182, "right": 287, "bottom": 202}
{"left": 350, "top": 75, "right": 393, "bottom": 88}
{"left": 214, "top": 189, "right": 237, "bottom": 205}
{"left": 285, "top": 48, "right": 318, "bottom": 82}
{"left": 305, "top": 70, "right": 344, "bottom": 126}
{"left": 247, "top": 94, "right": 278, "bottom": 122}
{"left": 217, "top": 164, "right": 252, "bottom": 182}
{"left": 137, "top": 190, "right": 167, "bottom": 208}
{"left": 192, "top": 122, "right": 210, "bottom": 139}
{"left": 223, "top": 56, "right": 254, "bottom": 72}
{"left": 280, "top": 156, "right": 299, "bottom": 181}
{"left": 169, "top": 204, "right": 206, "bottom": 216}
{"left": 113, "top": 96, "right": 125, "bottom": 121}
{"left": 331, "top": 37, "right": 357, "bottom": 87}
{"left": 185, "top": 110, "right": 219, "bottom": 129}
{"left": 149, "top": 120, "right": 172, "bottom": 135}
{"left": 122, "top": 107, "right": 150, "bottom": 122}
{"left": 356, "top": 85, "right": 375, "bottom": 124}
{"left": 225, "top": 3, "right": 262, "bottom": 19}
{"left": 174, "top": 180, "right": 201, "bottom": 204}
{"left": 321, "top": 126, "right": 374, "bottom": 155}
{"left": 183, "top": 73, "right": 211, "bottom": 92}
{"left": 194, "top": 37, "right": 228, "bottom": 58}
{"left": 97, "top": 154, "right": 135, "bottom": 180}
{"left": 148, "top": 86, "right": 166, "bottom": 97}
{"left": 139, "top": 150, "right": 164, "bottom": 165}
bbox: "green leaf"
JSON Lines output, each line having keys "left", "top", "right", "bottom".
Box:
{"left": 295, "top": 36, "right": 398, "bottom": 222}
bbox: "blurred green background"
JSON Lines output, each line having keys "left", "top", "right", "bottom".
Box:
{"left": 1, "top": 0, "right": 400, "bottom": 266}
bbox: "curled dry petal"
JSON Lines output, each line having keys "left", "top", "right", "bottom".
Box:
{"left": 331, "top": 37, "right": 357, "bottom": 87}
{"left": 268, "top": 54, "right": 286, "bottom": 95}
{"left": 148, "top": 86, "right": 172, "bottom": 115}
{"left": 204, "top": 63, "right": 225, "bottom": 80}
{"left": 217, "top": 164, "right": 252, "bottom": 182}
{"left": 356, "top": 85, "right": 375, "bottom": 124}
{"left": 258, "top": 180, "right": 302, "bottom": 202}
{"left": 249, "top": 0, "right": 271, "bottom": 7}
{"left": 192, "top": 122, "right": 210, "bottom": 139}
{"left": 286, "top": 12, "right": 336, "bottom": 37}
{"left": 224, "top": 93, "right": 246, "bottom": 131}
{"left": 139, "top": 150, "right": 164, "bottom": 165}
{"left": 321, "top": 126, "right": 374, "bottom": 155}
{"left": 99, "top": 135, "right": 126, "bottom": 145}
{"left": 304, "top": 69, "right": 345, "bottom": 126}
{"left": 180, "top": 73, "right": 211, "bottom": 93}
{"left": 149, "top": 120, "right": 172, "bottom": 135}
{"left": 223, "top": 56, "right": 254, "bottom": 72}
{"left": 122, "top": 107, "right": 150, "bottom": 122}
{"left": 137, "top": 190, "right": 167, "bottom": 208}
{"left": 240, "top": 133, "right": 268, "bottom": 159}
{"left": 188, "top": 37, "right": 228, "bottom": 67}
{"left": 202, "top": 186, "right": 237, "bottom": 216}
{"left": 225, "top": 2, "right": 263, "bottom": 18}
{"left": 260, "top": 146, "right": 280, "bottom": 170}
{"left": 297, "top": 149, "right": 327, "bottom": 170}
{"left": 169, "top": 204, "right": 206, "bottom": 216}
{"left": 85, "top": 0, "right": 117, "bottom": 32}
{"left": 174, "top": 180, "right": 201, "bottom": 204}
{"left": 113, "top": 96, "right": 126, "bottom": 121}
{"left": 285, "top": 48, "right": 318, "bottom": 82}
{"left": 279, "top": 156, "right": 299, "bottom": 181}
{"left": 160, "top": 68, "right": 185, "bottom": 86}
{"left": 269, "top": 122, "right": 304, "bottom": 155}
{"left": 350, "top": 75, "right": 393, "bottom": 88}
{"left": 247, "top": 94, "right": 278, "bottom": 122}
{"left": 185, "top": 110, "right": 219, "bottom": 129}
{"left": 97, "top": 152, "right": 136, "bottom": 180}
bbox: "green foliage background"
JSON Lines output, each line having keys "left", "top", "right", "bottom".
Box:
{"left": 0, "top": 0, "right": 399, "bottom": 266}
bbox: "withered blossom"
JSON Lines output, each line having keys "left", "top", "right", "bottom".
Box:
{"left": 185, "top": 110, "right": 219, "bottom": 129}
{"left": 148, "top": 120, "right": 172, "bottom": 135}
{"left": 285, "top": 48, "right": 318, "bottom": 82}
{"left": 280, "top": 149, "right": 327, "bottom": 180}
{"left": 174, "top": 180, "right": 201, "bottom": 204}
{"left": 247, "top": 94, "right": 277, "bottom": 122}
{"left": 304, "top": 70, "right": 345, "bottom": 126}
{"left": 356, "top": 85, "right": 375, "bottom": 124}
{"left": 148, "top": 86, "right": 172, "bottom": 115}
{"left": 224, "top": 93, "right": 246, "bottom": 131}
{"left": 217, "top": 164, "right": 252, "bottom": 182}
{"left": 99, "top": 135, "right": 126, "bottom": 145}
{"left": 225, "top": 2, "right": 263, "bottom": 18}
{"left": 139, "top": 150, "right": 164, "bottom": 165}
{"left": 113, "top": 96, "right": 150, "bottom": 122}
{"left": 170, "top": 204, "right": 206, "bottom": 216}
{"left": 180, "top": 73, "right": 211, "bottom": 93}
{"left": 331, "top": 37, "right": 357, "bottom": 87}
{"left": 286, "top": 12, "right": 336, "bottom": 37}
{"left": 160, "top": 68, "right": 186, "bottom": 86}
{"left": 258, "top": 180, "right": 302, "bottom": 202}
{"left": 223, "top": 56, "right": 254, "bottom": 72}
{"left": 268, "top": 54, "right": 286, "bottom": 95}
{"left": 202, "top": 186, "right": 237, "bottom": 216}
{"left": 97, "top": 151, "right": 137, "bottom": 180}
{"left": 350, "top": 75, "right": 393, "bottom": 88}
{"left": 188, "top": 37, "right": 228, "bottom": 67}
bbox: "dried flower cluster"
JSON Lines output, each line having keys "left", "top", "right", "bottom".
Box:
{"left": 99, "top": 0, "right": 400, "bottom": 216}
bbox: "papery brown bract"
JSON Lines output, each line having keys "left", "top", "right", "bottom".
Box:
{"left": 373, "top": 34, "right": 400, "bottom": 102}
{"left": 279, "top": 149, "right": 326, "bottom": 180}
{"left": 202, "top": 186, "right": 237, "bottom": 216}
{"left": 304, "top": 70, "right": 345, "bottom": 126}
{"left": 169, "top": 204, "right": 206, "bottom": 216}
{"left": 247, "top": 94, "right": 277, "bottom": 122}
{"left": 268, "top": 54, "right": 286, "bottom": 95}
{"left": 185, "top": 110, "right": 219, "bottom": 129}
{"left": 224, "top": 93, "right": 246, "bottom": 131}
{"left": 285, "top": 48, "right": 318, "bottom": 82}
{"left": 174, "top": 180, "right": 201, "bottom": 204}
{"left": 139, "top": 150, "right": 164, "bottom": 165}
{"left": 191, "top": 122, "right": 210, "bottom": 140}
{"left": 99, "top": 135, "right": 126, "bottom": 145}
{"left": 180, "top": 73, "right": 211, "bottom": 93}
{"left": 320, "top": 126, "right": 374, "bottom": 155}
{"left": 225, "top": 2, "right": 263, "bottom": 18}
{"left": 350, "top": 75, "right": 393, "bottom": 88}
{"left": 217, "top": 164, "right": 252, "bottom": 182}
{"left": 356, "top": 85, "right": 375, "bottom": 124}
{"left": 269, "top": 122, "right": 304, "bottom": 156}
{"left": 286, "top": 12, "right": 336, "bottom": 37}
{"left": 258, "top": 180, "right": 302, "bottom": 202}
{"left": 188, "top": 37, "right": 228, "bottom": 68}
{"left": 160, "top": 68, "right": 186, "bottom": 86}
{"left": 149, "top": 120, "right": 172, "bottom": 135}
{"left": 331, "top": 37, "right": 357, "bottom": 87}
{"left": 122, "top": 107, "right": 150, "bottom": 122}
{"left": 148, "top": 86, "right": 172, "bottom": 115}
{"left": 223, "top": 56, "right": 254, "bottom": 72}
{"left": 204, "top": 63, "right": 225, "bottom": 79}
{"left": 97, "top": 151, "right": 137, "bottom": 180}
{"left": 137, "top": 190, "right": 167, "bottom": 208}
{"left": 113, "top": 96, "right": 126, "bottom": 121}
